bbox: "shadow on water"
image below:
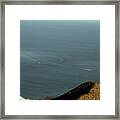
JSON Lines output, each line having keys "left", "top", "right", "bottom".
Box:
{"left": 51, "top": 81, "right": 95, "bottom": 100}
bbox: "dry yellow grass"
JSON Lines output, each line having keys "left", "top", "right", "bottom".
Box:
{"left": 79, "top": 82, "right": 100, "bottom": 100}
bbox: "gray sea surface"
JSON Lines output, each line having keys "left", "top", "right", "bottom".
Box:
{"left": 20, "top": 20, "right": 100, "bottom": 99}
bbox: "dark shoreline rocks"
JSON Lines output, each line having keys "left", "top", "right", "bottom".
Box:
{"left": 79, "top": 82, "right": 100, "bottom": 100}
{"left": 51, "top": 81, "right": 96, "bottom": 100}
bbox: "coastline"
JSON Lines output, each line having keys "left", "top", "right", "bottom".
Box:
{"left": 51, "top": 81, "right": 100, "bottom": 100}
{"left": 79, "top": 82, "right": 100, "bottom": 100}
{"left": 21, "top": 81, "right": 100, "bottom": 100}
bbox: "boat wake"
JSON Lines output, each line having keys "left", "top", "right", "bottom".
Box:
{"left": 79, "top": 68, "right": 95, "bottom": 72}
{"left": 21, "top": 51, "right": 64, "bottom": 65}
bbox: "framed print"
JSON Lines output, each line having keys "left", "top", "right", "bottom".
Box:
{"left": 0, "top": 0, "right": 119, "bottom": 119}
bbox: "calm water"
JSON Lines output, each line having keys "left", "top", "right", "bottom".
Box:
{"left": 20, "top": 20, "right": 100, "bottom": 99}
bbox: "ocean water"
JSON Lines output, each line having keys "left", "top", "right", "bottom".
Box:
{"left": 20, "top": 20, "right": 100, "bottom": 99}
